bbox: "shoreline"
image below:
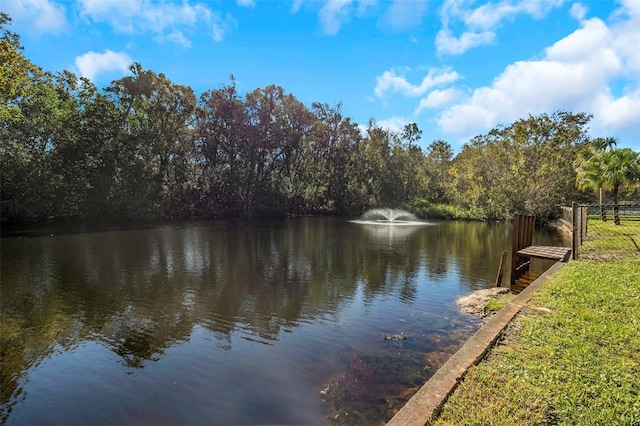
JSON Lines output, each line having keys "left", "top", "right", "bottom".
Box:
{"left": 386, "top": 262, "right": 566, "bottom": 425}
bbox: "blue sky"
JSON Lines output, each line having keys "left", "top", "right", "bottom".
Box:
{"left": 2, "top": 0, "right": 639, "bottom": 152}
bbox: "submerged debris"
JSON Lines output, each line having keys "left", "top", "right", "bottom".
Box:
{"left": 320, "top": 355, "right": 385, "bottom": 424}
{"left": 383, "top": 333, "right": 407, "bottom": 341}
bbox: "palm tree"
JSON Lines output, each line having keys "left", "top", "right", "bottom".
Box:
{"left": 599, "top": 148, "right": 640, "bottom": 225}
{"left": 575, "top": 137, "right": 617, "bottom": 221}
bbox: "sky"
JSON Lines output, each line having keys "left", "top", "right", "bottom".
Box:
{"left": 2, "top": 0, "right": 639, "bottom": 152}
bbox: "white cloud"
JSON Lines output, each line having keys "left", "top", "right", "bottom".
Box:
{"left": 78, "top": 0, "right": 200, "bottom": 33}
{"left": 357, "top": 0, "right": 376, "bottom": 16}
{"left": 291, "top": 0, "right": 375, "bottom": 35}
{"left": 372, "top": 116, "right": 408, "bottom": 134}
{"left": 77, "top": 0, "right": 233, "bottom": 43}
{"left": 290, "top": 0, "right": 377, "bottom": 35}
{"left": 212, "top": 13, "right": 237, "bottom": 42}
{"left": 212, "top": 25, "right": 225, "bottom": 42}
{"left": 545, "top": 18, "right": 616, "bottom": 63}
{"left": 158, "top": 30, "right": 191, "bottom": 48}
{"left": 291, "top": 0, "right": 304, "bottom": 14}
{"left": 237, "top": 0, "right": 256, "bottom": 8}
{"left": 0, "top": 0, "right": 67, "bottom": 35}
{"left": 570, "top": 3, "right": 588, "bottom": 21}
{"left": 415, "top": 88, "right": 462, "bottom": 114}
{"left": 378, "top": 0, "right": 428, "bottom": 30}
{"left": 611, "top": 0, "right": 640, "bottom": 76}
{"left": 375, "top": 67, "right": 461, "bottom": 98}
{"left": 464, "top": 0, "right": 563, "bottom": 29}
{"left": 436, "top": 0, "right": 565, "bottom": 55}
{"left": 435, "top": 11, "right": 640, "bottom": 144}
{"left": 463, "top": 2, "right": 518, "bottom": 29}
{"left": 318, "top": 0, "right": 352, "bottom": 35}
{"left": 435, "top": 28, "right": 495, "bottom": 56}
{"left": 357, "top": 116, "right": 410, "bottom": 138}
{"left": 438, "top": 103, "right": 496, "bottom": 139}
{"left": 75, "top": 50, "right": 133, "bottom": 82}
{"left": 599, "top": 90, "right": 640, "bottom": 129}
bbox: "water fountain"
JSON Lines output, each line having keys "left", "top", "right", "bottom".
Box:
{"left": 350, "top": 208, "right": 430, "bottom": 243}
{"left": 353, "top": 208, "right": 425, "bottom": 225}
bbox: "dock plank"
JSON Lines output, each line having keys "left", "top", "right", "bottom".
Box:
{"left": 516, "top": 246, "right": 571, "bottom": 261}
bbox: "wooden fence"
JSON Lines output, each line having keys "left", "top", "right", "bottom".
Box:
{"left": 560, "top": 202, "right": 588, "bottom": 260}
{"left": 561, "top": 202, "right": 640, "bottom": 260}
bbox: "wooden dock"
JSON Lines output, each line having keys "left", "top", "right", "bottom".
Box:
{"left": 510, "top": 214, "right": 572, "bottom": 290}
{"left": 511, "top": 246, "right": 571, "bottom": 293}
{"left": 516, "top": 246, "right": 572, "bottom": 262}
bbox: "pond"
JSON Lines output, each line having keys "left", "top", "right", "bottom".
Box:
{"left": 0, "top": 217, "right": 564, "bottom": 425}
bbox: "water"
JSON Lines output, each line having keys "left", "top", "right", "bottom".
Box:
{"left": 0, "top": 217, "right": 565, "bottom": 425}
{"left": 358, "top": 208, "right": 419, "bottom": 223}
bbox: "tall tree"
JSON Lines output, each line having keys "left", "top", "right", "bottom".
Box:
{"left": 196, "top": 76, "right": 249, "bottom": 215}
{"left": 107, "top": 63, "right": 197, "bottom": 217}
{"left": 395, "top": 125, "right": 428, "bottom": 204}
{"left": 1, "top": 65, "right": 68, "bottom": 220}
{"left": 243, "top": 84, "right": 298, "bottom": 215}
{"left": 577, "top": 146, "right": 640, "bottom": 225}
{"left": 401, "top": 123, "right": 422, "bottom": 148}
{"left": 426, "top": 140, "right": 453, "bottom": 203}
{"left": 275, "top": 90, "right": 315, "bottom": 214}
{"left": 361, "top": 120, "right": 393, "bottom": 206}
{"left": 575, "top": 137, "right": 618, "bottom": 221}
{"left": 0, "top": 13, "right": 33, "bottom": 123}
{"left": 450, "top": 111, "right": 591, "bottom": 221}
{"left": 309, "top": 102, "right": 362, "bottom": 213}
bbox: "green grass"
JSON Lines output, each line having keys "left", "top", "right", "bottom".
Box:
{"left": 485, "top": 293, "right": 515, "bottom": 314}
{"left": 581, "top": 219, "right": 640, "bottom": 261}
{"left": 430, "top": 257, "right": 640, "bottom": 426}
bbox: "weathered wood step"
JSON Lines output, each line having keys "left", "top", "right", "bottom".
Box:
{"left": 516, "top": 246, "right": 572, "bottom": 261}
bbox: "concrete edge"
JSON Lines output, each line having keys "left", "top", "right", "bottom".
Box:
{"left": 386, "top": 261, "right": 567, "bottom": 426}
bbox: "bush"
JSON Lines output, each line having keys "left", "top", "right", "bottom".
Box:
{"left": 406, "top": 199, "right": 486, "bottom": 221}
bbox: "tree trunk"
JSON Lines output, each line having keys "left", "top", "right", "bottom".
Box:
{"left": 613, "top": 185, "right": 620, "bottom": 225}
{"left": 599, "top": 187, "right": 606, "bottom": 221}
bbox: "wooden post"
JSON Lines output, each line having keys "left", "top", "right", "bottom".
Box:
{"left": 494, "top": 250, "right": 507, "bottom": 287}
{"left": 571, "top": 201, "right": 580, "bottom": 260}
{"left": 511, "top": 214, "right": 535, "bottom": 285}
{"left": 581, "top": 206, "right": 588, "bottom": 240}
{"left": 576, "top": 205, "right": 582, "bottom": 247}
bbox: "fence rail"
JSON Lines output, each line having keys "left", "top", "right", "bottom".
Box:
{"left": 559, "top": 202, "right": 640, "bottom": 261}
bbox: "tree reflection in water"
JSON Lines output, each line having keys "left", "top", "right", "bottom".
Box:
{"left": 0, "top": 218, "right": 566, "bottom": 425}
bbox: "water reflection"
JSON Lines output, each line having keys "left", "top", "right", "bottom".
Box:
{"left": 355, "top": 222, "right": 430, "bottom": 244}
{"left": 0, "top": 218, "right": 565, "bottom": 425}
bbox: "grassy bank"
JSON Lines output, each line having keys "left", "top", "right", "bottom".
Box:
{"left": 431, "top": 222, "right": 640, "bottom": 425}
{"left": 580, "top": 218, "right": 640, "bottom": 261}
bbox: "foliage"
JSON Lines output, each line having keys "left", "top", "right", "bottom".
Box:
{"left": 575, "top": 137, "right": 618, "bottom": 221}
{"left": 425, "top": 140, "right": 454, "bottom": 203}
{"left": 406, "top": 199, "right": 486, "bottom": 220}
{"left": 576, "top": 138, "right": 640, "bottom": 224}
{"left": 0, "top": 48, "right": 441, "bottom": 222}
{"left": 593, "top": 148, "right": 639, "bottom": 225}
{"left": 0, "top": 13, "right": 33, "bottom": 122}
{"left": 449, "top": 112, "right": 592, "bottom": 223}
{"left": 2, "top": 15, "right": 635, "bottom": 224}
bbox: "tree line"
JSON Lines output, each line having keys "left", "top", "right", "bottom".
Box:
{"left": 1, "top": 14, "right": 638, "bottom": 224}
